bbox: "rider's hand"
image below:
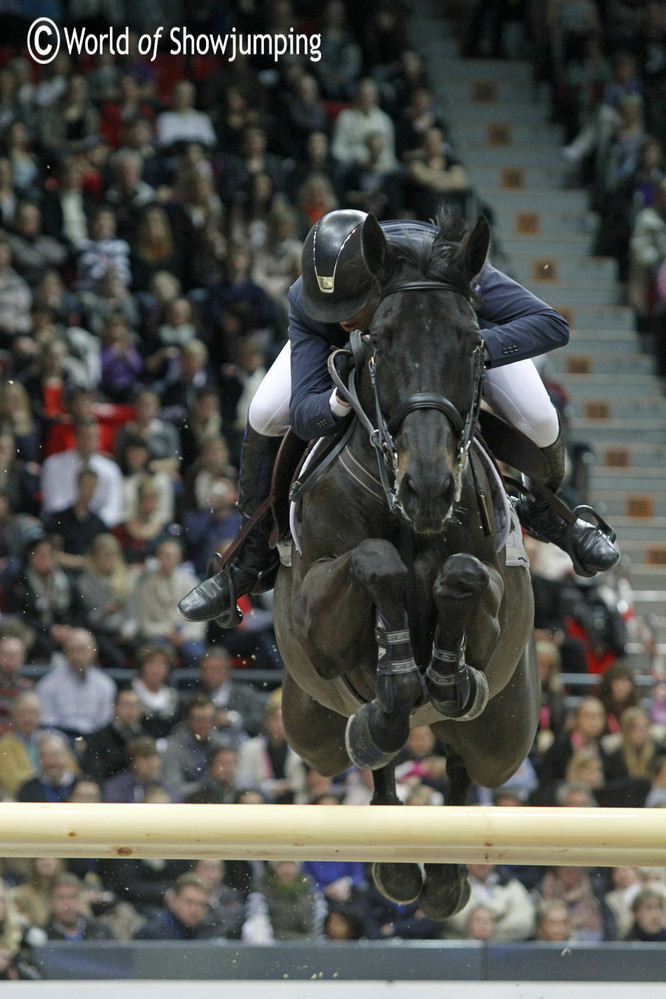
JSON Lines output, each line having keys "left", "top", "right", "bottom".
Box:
{"left": 332, "top": 347, "right": 355, "bottom": 390}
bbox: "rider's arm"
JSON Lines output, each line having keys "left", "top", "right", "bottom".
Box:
{"left": 477, "top": 263, "right": 569, "bottom": 368}
{"left": 288, "top": 282, "right": 348, "bottom": 441}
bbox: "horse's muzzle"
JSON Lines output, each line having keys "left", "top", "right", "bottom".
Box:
{"left": 398, "top": 468, "right": 457, "bottom": 534}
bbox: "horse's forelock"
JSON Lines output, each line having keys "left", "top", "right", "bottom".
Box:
{"left": 387, "top": 209, "right": 477, "bottom": 303}
{"left": 433, "top": 206, "right": 469, "bottom": 245}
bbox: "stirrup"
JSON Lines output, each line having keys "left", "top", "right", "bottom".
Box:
{"left": 213, "top": 564, "right": 244, "bottom": 629}
{"left": 565, "top": 504, "right": 618, "bottom": 579}
{"left": 204, "top": 553, "right": 244, "bottom": 629}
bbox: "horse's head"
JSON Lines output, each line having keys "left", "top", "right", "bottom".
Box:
{"left": 360, "top": 211, "right": 490, "bottom": 535}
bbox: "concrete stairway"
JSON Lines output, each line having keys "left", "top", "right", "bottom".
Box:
{"left": 409, "top": 4, "right": 666, "bottom": 672}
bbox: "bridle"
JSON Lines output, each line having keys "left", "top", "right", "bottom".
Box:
{"left": 328, "top": 279, "right": 486, "bottom": 517}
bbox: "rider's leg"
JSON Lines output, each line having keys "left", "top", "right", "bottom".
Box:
{"left": 178, "top": 344, "right": 292, "bottom": 626}
{"left": 484, "top": 359, "right": 620, "bottom": 576}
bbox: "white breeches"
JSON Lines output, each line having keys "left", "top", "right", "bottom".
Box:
{"left": 248, "top": 340, "right": 293, "bottom": 437}
{"left": 482, "top": 358, "right": 559, "bottom": 447}
{"left": 249, "top": 342, "right": 559, "bottom": 448}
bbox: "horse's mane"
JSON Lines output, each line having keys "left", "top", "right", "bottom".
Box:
{"left": 392, "top": 208, "right": 478, "bottom": 303}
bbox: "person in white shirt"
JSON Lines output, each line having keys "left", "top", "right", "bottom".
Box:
{"left": 40, "top": 417, "right": 124, "bottom": 527}
{"left": 441, "top": 863, "right": 537, "bottom": 941}
{"left": 332, "top": 77, "right": 397, "bottom": 172}
{"left": 156, "top": 80, "right": 216, "bottom": 151}
{"left": 134, "top": 537, "right": 206, "bottom": 668}
{"left": 36, "top": 628, "right": 116, "bottom": 739}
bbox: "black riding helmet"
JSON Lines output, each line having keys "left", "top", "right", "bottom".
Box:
{"left": 301, "top": 209, "right": 378, "bottom": 323}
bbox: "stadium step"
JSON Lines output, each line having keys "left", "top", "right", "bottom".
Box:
{"left": 560, "top": 332, "right": 644, "bottom": 354}
{"left": 589, "top": 441, "right": 666, "bottom": 469}
{"left": 459, "top": 142, "right": 570, "bottom": 169}
{"left": 626, "top": 587, "right": 666, "bottom": 620}
{"left": 555, "top": 305, "right": 638, "bottom": 332}
{"left": 490, "top": 203, "right": 599, "bottom": 237}
{"left": 505, "top": 253, "right": 618, "bottom": 287}
{"left": 452, "top": 119, "right": 565, "bottom": 149}
{"left": 442, "top": 72, "right": 552, "bottom": 101}
{"left": 514, "top": 282, "right": 621, "bottom": 306}
{"left": 569, "top": 417, "right": 666, "bottom": 444}
{"left": 590, "top": 468, "right": 666, "bottom": 492}
{"left": 476, "top": 187, "right": 591, "bottom": 214}
{"left": 469, "top": 163, "right": 570, "bottom": 193}
{"left": 601, "top": 516, "right": 666, "bottom": 542}
{"left": 550, "top": 352, "right": 654, "bottom": 376}
{"left": 498, "top": 233, "right": 594, "bottom": 256}
{"left": 447, "top": 101, "right": 554, "bottom": 126}
{"left": 566, "top": 397, "right": 666, "bottom": 422}
{"left": 593, "top": 491, "right": 666, "bottom": 519}
{"left": 607, "top": 537, "right": 666, "bottom": 566}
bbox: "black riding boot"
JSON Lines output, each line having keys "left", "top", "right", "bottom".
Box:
{"left": 516, "top": 428, "right": 620, "bottom": 577}
{"left": 178, "top": 426, "right": 282, "bottom": 627}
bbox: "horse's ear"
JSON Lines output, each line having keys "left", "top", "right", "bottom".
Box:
{"left": 463, "top": 215, "right": 491, "bottom": 281}
{"left": 361, "top": 212, "right": 398, "bottom": 282}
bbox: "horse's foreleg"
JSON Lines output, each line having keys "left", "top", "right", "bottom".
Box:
{"left": 292, "top": 550, "right": 377, "bottom": 679}
{"left": 293, "top": 538, "right": 425, "bottom": 770}
{"left": 424, "top": 553, "right": 501, "bottom": 720}
{"left": 344, "top": 539, "right": 427, "bottom": 770}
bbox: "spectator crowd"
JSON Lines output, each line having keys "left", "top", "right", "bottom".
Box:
{"left": 0, "top": 0, "right": 664, "bottom": 975}
{"left": 533, "top": 0, "right": 666, "bottom": 382}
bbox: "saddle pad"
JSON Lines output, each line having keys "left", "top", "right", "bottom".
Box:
{"left": 505, "top": 502, "right": 530, "bottom": 567}
{"left": 287, "top": 439, "right": 325, "bottom": 559}
{"left": 474, "top": 439, "right": 529, "bottom": 567}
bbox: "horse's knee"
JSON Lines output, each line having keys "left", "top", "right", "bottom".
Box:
{"left": 349, "top": 539, "right": 407, "bottom": 603}
{"left": 434, "top": 553, "right": 489, "bottom": 601}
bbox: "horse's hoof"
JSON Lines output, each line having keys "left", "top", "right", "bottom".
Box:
{"left": 371, "top": 862, "right": 424, "bottom": 904}
{"left": 344, "top": 703, "right": 408, "bottom": 771}
{"left": 426, "top": 665, "right": 489, "bottom": 721}
{"left": 419, "top": 869, "right": 471, "bottom": 921}
{"left": 457, "top": 667, "right": 489, "bottom": 721}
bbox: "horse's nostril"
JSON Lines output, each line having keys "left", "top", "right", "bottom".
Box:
{"left": 440, "top": 471, "right": 455, "bottom": 506}
{"left": 403, "top": 473, "right": 418, "bottom": 500}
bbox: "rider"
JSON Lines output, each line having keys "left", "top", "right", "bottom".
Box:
{"left": 179, "top": 209, "right": 620, "bottom": 627}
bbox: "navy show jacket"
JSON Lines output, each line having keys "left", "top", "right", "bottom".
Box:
{"left": 287, "top": 218, "right": 569, "bottom": 443}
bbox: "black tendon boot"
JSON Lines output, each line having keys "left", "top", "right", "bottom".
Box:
{"left": 517, "top": 427, "right": 620, "bottom": 577}
{"left": 178, "top": 427, "right": 282, "bottom": 627}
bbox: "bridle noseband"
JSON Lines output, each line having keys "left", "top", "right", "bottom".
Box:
{"left": 328, "top": 279, "right": 486, "bottom": 517}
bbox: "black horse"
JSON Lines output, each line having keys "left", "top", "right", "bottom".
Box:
{"left": 273, "top": 211, "right": 540, "bottom": 919}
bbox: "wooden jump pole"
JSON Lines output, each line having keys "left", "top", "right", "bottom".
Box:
{"left": 0, "top": 803, "right": 664, "bottom": 866}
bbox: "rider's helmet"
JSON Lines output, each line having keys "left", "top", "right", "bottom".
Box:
{"left": 301, "top": 210, "right": 378, "bottom": 323}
